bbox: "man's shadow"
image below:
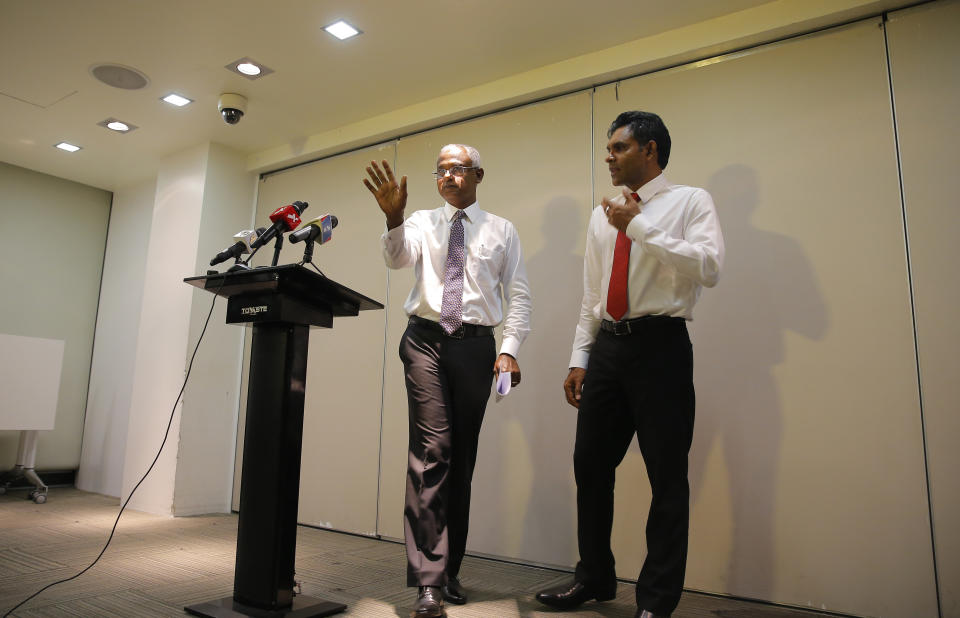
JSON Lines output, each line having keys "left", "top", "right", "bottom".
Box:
{"left": 470, "top": 196, "right": 586, "bottom": 570}
{"left": 688, "top": 164, "right": 827, "bottom": 599}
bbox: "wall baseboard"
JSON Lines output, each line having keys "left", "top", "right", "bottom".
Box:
{"left": 0, "top": 468, "right": 76, "bottom": 490}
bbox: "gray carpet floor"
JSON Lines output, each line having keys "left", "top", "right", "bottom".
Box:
{"left": 0, "top": 488, "right": 842, "bottom": 618}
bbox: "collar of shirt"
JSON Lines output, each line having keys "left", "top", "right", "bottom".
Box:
{"left": 443, "top": 201, "right": 480, "bottom": 223}
{"left": 631, "top": 172, "right": 669, "bottom": 205}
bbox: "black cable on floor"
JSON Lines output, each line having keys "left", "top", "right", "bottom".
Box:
{"left": 3, "top": 278, "right": 225, "bottom": 618}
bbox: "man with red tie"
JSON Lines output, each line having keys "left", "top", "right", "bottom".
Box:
{"left": 535, "top": 111, "right": 724, "bottom": 618}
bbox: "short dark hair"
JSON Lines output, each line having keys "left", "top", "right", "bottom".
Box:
{"left": 608, "top": 111, "right": 671, "bottom": 169}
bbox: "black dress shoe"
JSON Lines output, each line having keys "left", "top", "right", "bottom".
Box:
{"left": 635, "top": 610, "right": 670, "bottom": 618}
{"left": 442, "top": 576, "right": 467, "bottom": 605}
{"left": 535, "top": 579, "right": 616, "bottom": 610}
{"left": 412, "top": 586, "right": 445, "bottom": 617}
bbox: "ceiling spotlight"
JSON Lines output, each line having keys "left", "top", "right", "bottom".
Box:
{"left": 162, "top": 93, "right": 192, "bottom": 107}
{"left": 225, "top": 57, "right": 274, "bottom": 80}
{"left": 324, "top": 20, "right": 360, "bottom": 40}
{"left": 98, "top": 118, "right": 138, "bottom": 133}
{"left": 55, "top": 142, "right": 81, "bottom": 152}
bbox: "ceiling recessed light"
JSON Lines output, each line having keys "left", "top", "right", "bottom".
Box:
{"left": 224, "top": 57, "right": 274, "bottom": 80}
{"left": 55, "top": 142, "right": 81, "bottom": 152}
{"left": 97, "top": 118, "right": 138, "bottom": 133}
{"left": 324, "top": 20, "right": 361, "bottom": 40}
{"left": 162, "top": 93, "right": 192, "bottom": 107}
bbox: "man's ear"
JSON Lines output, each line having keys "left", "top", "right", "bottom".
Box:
{"left": 475, "top": 168, "right": 484, "bottom": 183}
{"left": 645, "top": 140, "right": 658, "bottom": 161}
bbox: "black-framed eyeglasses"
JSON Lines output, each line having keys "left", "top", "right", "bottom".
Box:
{"left": 433, "top": 166, "right": 477, "bottom": 179}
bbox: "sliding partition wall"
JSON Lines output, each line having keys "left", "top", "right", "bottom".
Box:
{"left": 234, "top": 3, "right": 958, "bottom": 615}
{"left": 886, "top": 2, "right": 960, "bottom": 615}
{"left": 592, "top": 17, "right": 931, "bottom": 616}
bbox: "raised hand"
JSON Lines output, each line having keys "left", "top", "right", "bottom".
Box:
{"left": 601, "top": 189, "right": 641, "bottom": 233}
{"left": 363, "top": 160, "right": 408, "bottom": 229}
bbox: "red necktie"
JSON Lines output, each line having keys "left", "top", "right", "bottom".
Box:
{"left": 606, "top": 192, "right": 639, "bottom": 321}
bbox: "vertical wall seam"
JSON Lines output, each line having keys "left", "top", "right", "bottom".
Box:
{"left": 226, "top": 176, "right": 263, "bottom": 511}
{"left": 373, "top": 141, "right": 398, "bottom": 537}
{"left": 590, "top": 89, "right": 596, "bottom": 207}
{"left": 77, "top": 191, "right": 114, "bottom": 479}
{"left": 882, "top": 14, "right": 942, "bottom": 618}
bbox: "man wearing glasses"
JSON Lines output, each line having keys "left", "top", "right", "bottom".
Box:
{"left": 364, "top": 144, "right": 532, "bottom": 618}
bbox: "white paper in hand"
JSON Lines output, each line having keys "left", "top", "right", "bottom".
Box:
{"left": 495, "top": 371, "right": 511, "bottom": 402}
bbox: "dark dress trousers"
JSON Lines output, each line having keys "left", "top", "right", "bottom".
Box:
{"left": 574, "top": 316, "right": 694, "bottom": 615}
{"left": 400, "top": 319, "right": 496, "bottom": 586}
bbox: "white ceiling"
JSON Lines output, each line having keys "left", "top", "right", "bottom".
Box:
{"left": 1, "top": 0, "right": 876, "bottom": 191}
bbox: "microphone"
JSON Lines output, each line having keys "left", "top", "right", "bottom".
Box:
{"left": 249, "top": 200, "right": 308, "bottom": 249}
{"left": 289, "top": 214, "right": 338, "bottom": 245}
{"left": 209, "top": 227, "right": 267, "bottom": 266}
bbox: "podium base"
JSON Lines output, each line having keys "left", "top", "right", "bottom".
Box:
{"left": 184, "top": 595, "right": 346, "bottom": 618}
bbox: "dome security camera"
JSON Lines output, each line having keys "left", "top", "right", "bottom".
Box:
{"left": 218, "top": 93, "right": 247, "bottom": 125}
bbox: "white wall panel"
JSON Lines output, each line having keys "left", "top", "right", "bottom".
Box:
{"left": 376, "top": 94, "right": 594, "bottom": 572}
{"left": 594, "top": 19, "right": 936, "bottom": 617}
{"left": 888, "top": 1, "right": 960, "bottom": 615}
{"left": 0, "top": 162, "right": 110, "bottom": 470}
{"left": 246, "top": 143, "right": 394, "bottom": 535}
{"left": 78, "top": 177, "right": 154, "bottom": 496}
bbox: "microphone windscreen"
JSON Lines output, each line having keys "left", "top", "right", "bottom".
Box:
{"left": 268, "top": 204, "right": 302, "bottom": 231}
{"left": 231, "top": 229, "right": 258, "bottom": 252}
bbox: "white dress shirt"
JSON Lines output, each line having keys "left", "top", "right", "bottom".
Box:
{"left": 382, "top": 201, "right": 532, "bottom": 358}
{"left": 570, "top": 173, "right": 724, "bottom": 368}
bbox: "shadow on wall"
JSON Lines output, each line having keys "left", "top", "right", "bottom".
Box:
{"left": 472, "top": 196, "right": 585, "bottom": 568}
{"left": 688, "top": 164, "right": 827, "bottom": 599}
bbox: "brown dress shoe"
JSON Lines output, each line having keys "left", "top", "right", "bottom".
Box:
{"left": 412, "top": 586, "right": 445, "bottom": 617}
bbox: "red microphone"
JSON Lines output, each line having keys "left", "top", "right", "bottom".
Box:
{"left": 270, "top": 204, "right": 303, "bottom": 229}
{"left": 250, "top": 201, "right": 308, "bottom": 249}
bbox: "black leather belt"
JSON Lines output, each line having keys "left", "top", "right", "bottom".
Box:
{"left": 409, "top": 315, "right": 494, "bottom": 339}
{"left": 600, "top": 315, "right": 681, "bottom": 335}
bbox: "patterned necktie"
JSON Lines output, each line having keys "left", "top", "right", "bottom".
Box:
{"left": 440, "top": 210, "right": 466, "bottom": 334}
{"left": 606, "top": 192, "right": 639, "bottom": 321}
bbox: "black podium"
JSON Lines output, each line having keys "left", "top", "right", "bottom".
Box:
{"left": 183, "top": 265, "right": 383, "bottom": 618}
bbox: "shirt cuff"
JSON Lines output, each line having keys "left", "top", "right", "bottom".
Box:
{"left": 625, "top": 212, "right": 649, "bottom": 244}
{"left": 382, "top": 224, "right": 404, "bottom": 242}
{"left": 499, "top": 337, "right": 521, "bottom": 359}
{"left": 569, "top": 350, "right": 590, "bottom": 369}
